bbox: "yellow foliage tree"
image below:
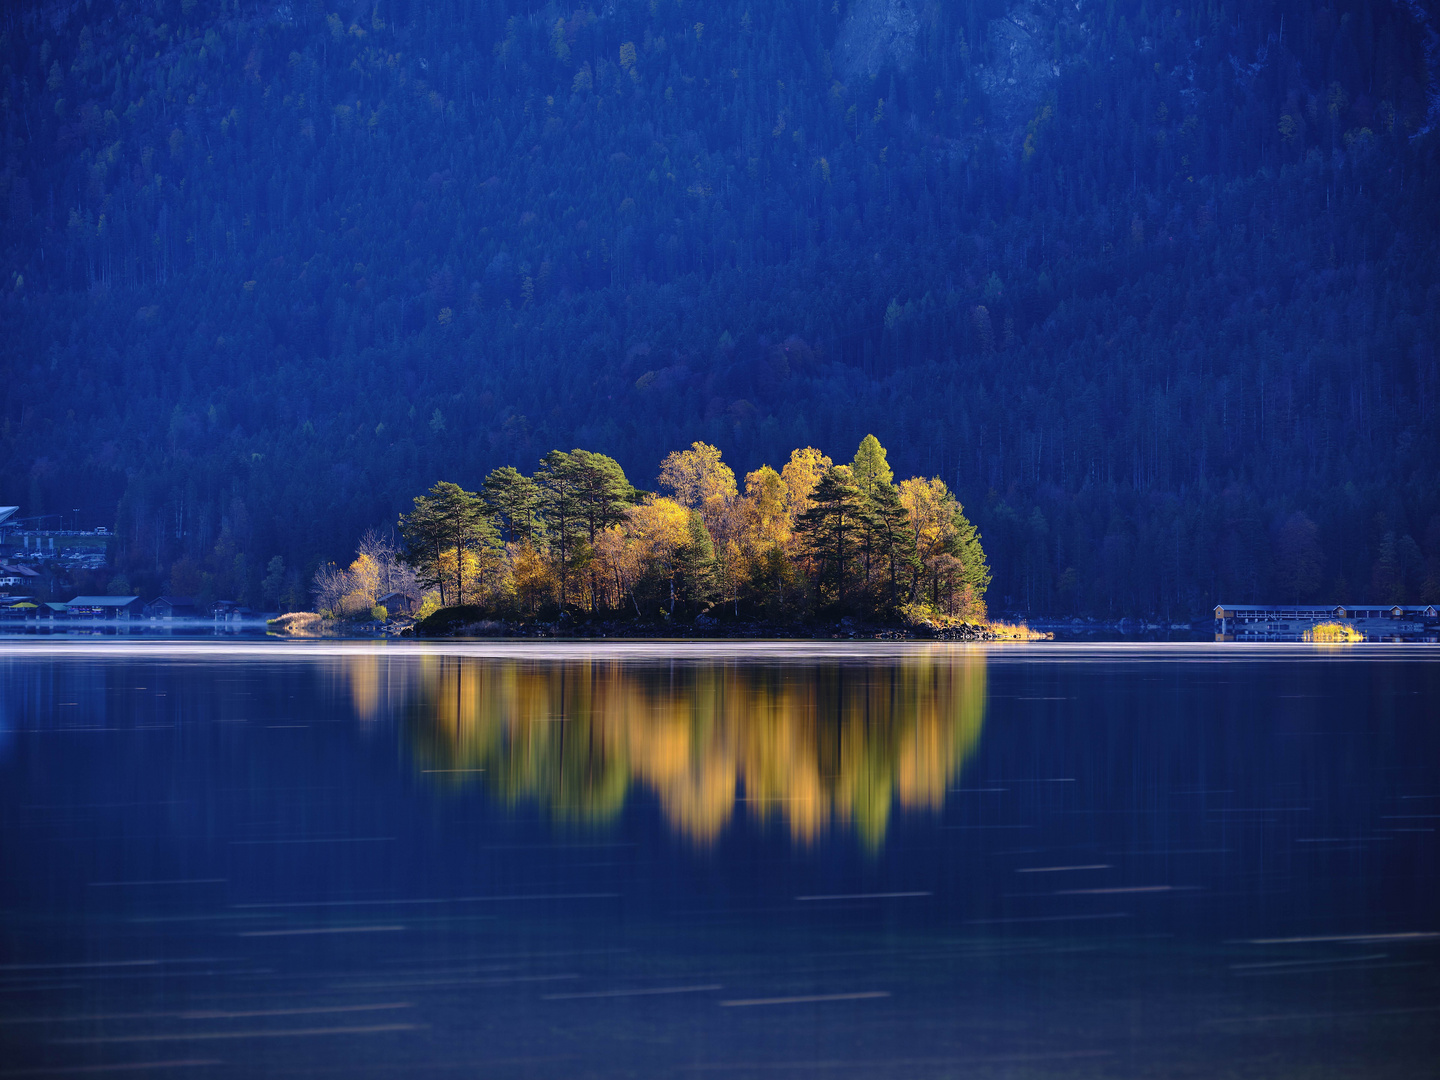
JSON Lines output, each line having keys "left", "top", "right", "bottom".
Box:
{"left": 898, "top": 477, "right": 987, "bottom": 621}
{"left": 721, "top": 465, "right": 793, "bottom": 608}
{"left": 658, "top": 441, "right": 737, "bottom": 533}
{"left": 739, "top": 465, "right": 790, "bottom": 550}
{"left": 349, "top": 552, "right": 381, "bottom": 603}
{"left": 330, "top": 552, "right": 383, "bottom": 616}
{"left": 609, "top": 496, "right": 693, "bottom": 614}
{"left": 434, "top": 548, "right": 482, "bottom": 607}
{"left": 898, "top": 478, "right": 952, "bottom": 566}
{"left": 780, "top": 446, "right": 832, "bottom": 528}
{"left": 511, "top": 542, "right": 557, "bottom": 615}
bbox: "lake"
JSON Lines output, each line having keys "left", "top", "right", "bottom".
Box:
{"left": 0, "top": 641, "right": 1436, "bottom": 1078}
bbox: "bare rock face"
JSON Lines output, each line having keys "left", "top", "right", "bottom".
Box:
{"left": 834, "top": 0, "right": 921, "bottom": 82}
{"left": 977, "top": 0, "right": 1068, "bottom": 149}
{"left": 835, "top": 0, "right": 1086, "bottom": 161}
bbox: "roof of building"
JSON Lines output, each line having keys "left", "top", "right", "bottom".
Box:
{"left": 0, "top": 507, "right": 17, "bottom": 527}
{"left": 66, "top": 595, "right": 142, "bottom": 606}
{"left": 1215, "top": 602, "right": 1437, "bottom": 615}
{"left": 148, "top": 595, "right": 197, "bottom": 607}
{"left": 0, "top": 563, "right": 42, "bottom": 577}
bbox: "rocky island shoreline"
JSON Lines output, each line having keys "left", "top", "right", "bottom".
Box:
{"left": 269, "top": 609, "right": 1033, "bottom": 641}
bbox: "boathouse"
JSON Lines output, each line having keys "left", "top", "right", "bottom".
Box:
{"left": 1214, "top": 603, "right": 1439, "bottom": 642}
{"left": 63, "top": 596, "right": 143, "bottom": 619}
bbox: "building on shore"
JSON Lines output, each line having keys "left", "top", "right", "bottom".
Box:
{"left": 145, "top": 596, "right": 201, "bottom": 619}
{"left": 0, "top": 562, "right": 42, "bottom": 594}
{"left": 378, "top": 591, "right": 417, "bottom": 615}
{"left": 1214, "top": 604, "right": 1439, "bottom": 642}
{"left": 61, "top": 596, "right": 143, "bottom": 619}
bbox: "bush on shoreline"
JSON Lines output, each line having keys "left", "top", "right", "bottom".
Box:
{"left": 266, "top": 612, "right": 331, "bottom": 637}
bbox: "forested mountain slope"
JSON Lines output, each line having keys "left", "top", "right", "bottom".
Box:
{"left": 3, "top": 0, "right": 1438, "bottom": 614}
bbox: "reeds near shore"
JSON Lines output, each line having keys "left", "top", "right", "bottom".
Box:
{"left": 988, "top": 621, "right": 1051, "bottom": 640}
{"left": 266, "top": 612, "right": 331, "bottom": 637}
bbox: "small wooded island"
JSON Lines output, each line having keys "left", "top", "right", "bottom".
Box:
{"left": 277, "top": 435, "right": 1035, "bottom": 638}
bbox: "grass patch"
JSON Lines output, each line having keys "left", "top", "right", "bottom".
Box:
{"left": 266, "top": 611, "right": 330, "bottom": 636}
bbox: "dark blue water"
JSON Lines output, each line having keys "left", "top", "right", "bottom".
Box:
{"left": 1, "top": 641, "right": 1436, "bottom": 1078}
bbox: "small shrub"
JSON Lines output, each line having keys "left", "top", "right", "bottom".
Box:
{"left": 371, "top": 604, "right": 388, "bottom": 622}
{"left": 988, "top": 620, "right": 1049, "bottom": 640}
{"left": 1304, "top": 621, "right": 1362, "bottom": 643}
{"left": 267, "top": 611, "right": 329, "bottom": 636}
{"left": 898, "top": 601, "right": 941, "bottom": 626}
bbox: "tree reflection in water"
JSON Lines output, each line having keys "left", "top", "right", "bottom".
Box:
{"left": 344, "top": 651, "right": 986, "bottom": 849}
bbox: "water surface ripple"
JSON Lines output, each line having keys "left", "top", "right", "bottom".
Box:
{"left": 0, "top": 642, "right": 1435, "bottom": 1078}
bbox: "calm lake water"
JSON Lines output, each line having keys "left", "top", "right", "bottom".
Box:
{"left": 0, "top": 641, "right": 1436, "bottom": 1078}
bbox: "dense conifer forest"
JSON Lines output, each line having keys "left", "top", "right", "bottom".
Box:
{"left": 2, "top": 0, "right": 1438, "bottom": 615}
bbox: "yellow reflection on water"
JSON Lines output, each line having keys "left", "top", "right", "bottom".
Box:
{"left": 346, "top": 653, "right": 383, "bottom": 722}
{"left": 386, "top": 650, "right": 987, "bottom": 849}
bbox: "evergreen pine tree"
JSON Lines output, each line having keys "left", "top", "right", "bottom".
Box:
{"left": 482, "top": 466, "right": 543, "bottom": 544}
{"left": 674, "top": 510, "right": 717, "bottom": 614}
{"left": 869, "top": 481, "right": 918, "bottom": 613}
{"left": 796, "top": 465, "right": 870, "bottom": 611}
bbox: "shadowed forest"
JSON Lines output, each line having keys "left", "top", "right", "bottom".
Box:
{"left": 2, "top": 0, "right": 1438, "bottom": 616}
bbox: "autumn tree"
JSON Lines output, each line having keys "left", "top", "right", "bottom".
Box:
{"left": 659, "top": 441, "right": 741, "bottom": 611}
{"left": 780, "top": 447, "right": 832, "bottom": 531}
{"left": 658, "top": 441, "right": 737, "bottom": 535}
{"left": 898, "top": 477, "right": 990, "bottom": 620}
{"left": 346, "top": 552, "right": 382, "bottom": 612}
{"left": 512, "top": 541, "right": 558, "bottom": 614}
{"left": 738, "top": 466, "right": 790, "bottom": 551}
{"left": 728, "top": 464, "right": 791, "bottom": 613}
{"left": 850, "top": 435, "right": 894, "bottom": 500}
{"left": 600, "top": 496, "right": 691, "bottom": 616}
